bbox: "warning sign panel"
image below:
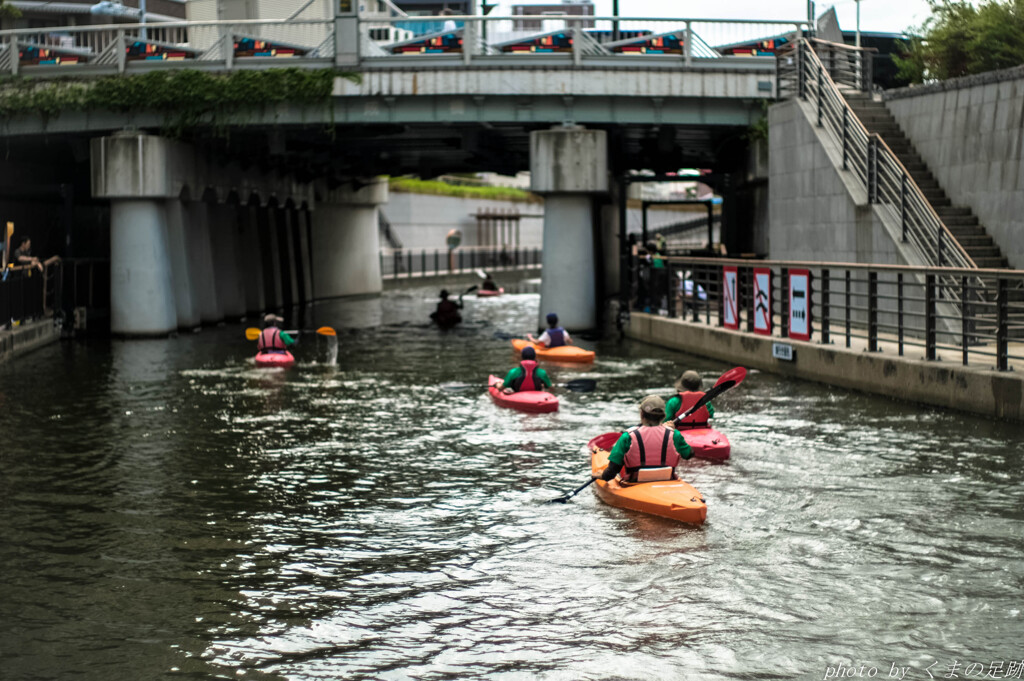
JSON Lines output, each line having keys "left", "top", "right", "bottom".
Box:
{"left": 788, "top": 269, "right": 811, "bottom": 341}
{"left": 753, "top": 267, "right": 771, "bottom": 336}
{"left": 722, "top": 266, "right": 738, "bottom": 330}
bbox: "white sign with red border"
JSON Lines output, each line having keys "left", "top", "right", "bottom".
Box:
{"left": 788, "top": 269, "right": 811, "bottom": 341}
{"left": 722, "top": 266, "right": 739, "bottom": 330}
{"left": 753, "top": 267, "right": 771, "bottom": 335}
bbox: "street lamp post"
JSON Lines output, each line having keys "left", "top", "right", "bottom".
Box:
{"left": 855, "top": 0, "right": 861, "bottom": 48}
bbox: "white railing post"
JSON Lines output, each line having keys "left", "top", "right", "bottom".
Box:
{"left": 222, "top": 23, "right": 233, "bottom": 70}
{"left": 572, "top": 20, "right": 581, "bottom": 67}
{"left": 10, "top": 38, "right": 18, "bottom": 76}
{"left": 463, "top": 18, "right": 473, "bottom": 66}
{"left": 116, "top": 29, "right": 126, "bottom": 74}
{"left": 684, "top": 21, "right": 692, "bottom": 66}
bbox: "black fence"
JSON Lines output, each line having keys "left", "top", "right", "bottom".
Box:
{"left": 380, "top": 246, "right": 542, "bottom": 279}
{"left": 631, "top": 256, "right": 1024, "bottom": 371}
{"left": 0, "top": 261, "right": 61, "bottom": 329}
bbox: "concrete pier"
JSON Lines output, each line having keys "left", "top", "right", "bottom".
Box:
{"left": 311, "top": 179, "right": 388, "bottom": 300}
{"left": 109, "top": 200, "right": 177, "bottom": 336}
{"left": 530, "top": 126, "right": 607, "bottom": 330}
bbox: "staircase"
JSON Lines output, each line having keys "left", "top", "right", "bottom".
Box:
{"left": 843, "top": 92, "right": 1010, "bottom": 269}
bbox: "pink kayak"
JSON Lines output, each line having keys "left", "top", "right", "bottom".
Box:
{"left": 588, "top": 427, "right": 730, "bottom": 461}
{"left": 487, "top": 375, "right": 558, "bottom": 413}
{"left": 477, "top": 288, "right": 504, "bottom": 297}
{"left": 255, "top": 351, "right": 295, "bottom": 367}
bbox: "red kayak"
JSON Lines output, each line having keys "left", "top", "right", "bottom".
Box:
{"left": 589, "top": 427, "right": 730, "bottom": 461}
{"left": 487, "top": 375, "right": 558, "bottom": 413}
{"left": 477, "top": 288, "right": 504, "bottom": 297}
{"left": 255, "top": 351, "right": 295, "bottom": 367}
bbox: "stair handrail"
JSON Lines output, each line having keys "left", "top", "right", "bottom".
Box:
{"left": 784, "top": 38, "right": 977, "bottom": 275}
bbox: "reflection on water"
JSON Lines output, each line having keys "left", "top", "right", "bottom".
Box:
{"left": 1, "top": 285, "right": 1023, "bottom": 681}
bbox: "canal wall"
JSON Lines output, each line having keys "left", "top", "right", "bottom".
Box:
{"left": 884, "top": 67, "right": 1024, "bottom": 269}
{"left": 0, "top": 318, "right": 61, "bottom": 365}
{"left": 625, "top": 312, "right": 1024, "bottom": 422}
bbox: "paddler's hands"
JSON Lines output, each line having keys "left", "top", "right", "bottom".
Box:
{"left": 502, "top": 387, "right": 514, "bottom": 395}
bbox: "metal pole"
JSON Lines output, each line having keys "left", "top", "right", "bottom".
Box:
{"left": 897, "top": 273, "right": 904, "bottom": 356}
{"left": 855, "top": 0, "right": 861, "bottom": 48}
{"left": 867, "top": 270, "right": 877, "bottom": 351}
{"left": 612, "top": 0, "right": 619, "bottom": 42}
{"left": 925, "top": 274, "right": 937, "bottom": 361}
{"left": 961, "top": 275, "right": 969, "bottom": 366}
{"left": 821, "top": 268, "right": 830, "bottom": 344}
{"left": 997, "top": 278, "right": 1009, "bottom": 371}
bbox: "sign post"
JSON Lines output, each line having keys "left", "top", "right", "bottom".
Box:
{"left": 753, "top": 267, "right": 771, "bottom": 335}
{"left": 722, "top": 265, "right": 738, "bottom": 330}
{"left": 788, "top": 269, "right": 812, "bottom": 341}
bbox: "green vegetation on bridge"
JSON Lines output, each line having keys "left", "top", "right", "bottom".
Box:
{"left": 0, "top": 68, "right": 357, "bottom": 135}
{"left": 388, "top": 177, "right": 541, "bottom": 203}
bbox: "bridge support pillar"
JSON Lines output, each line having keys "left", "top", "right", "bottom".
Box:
{"left": 239, "top": 203, "right": 266, "bottom": 315}
{"left": 109, "top": 200, "right": 177, "bottom": 336}
{"left": 165, "top": 199, "right": 201, "bottom": 330}
{"left": 530, "top": 126, "right": 608, "bottom": 330}
{"left": 310, "top": 179, "right": 388, "bottom": 299}
{"left": 185, "top": 201, "right": 223, "bottom": 325}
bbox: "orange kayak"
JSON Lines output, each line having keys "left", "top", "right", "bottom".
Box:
{"left": 510, "top": 338, "right": 595, "bottom": 364}
{"left": 477, "top": 288, "right": 504, "bottom": 297}
{"left": 588, "top": 435, "right": 707, "bottom": 525}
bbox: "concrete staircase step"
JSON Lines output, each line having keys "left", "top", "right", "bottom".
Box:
{"left": 928, "top": 196, "right": 952, "bottom": 207}
{"left": 947, "top": 225, "right": 987, "bottom": 236}
{"left": 935, "top": 206, "right": 974, "bottom": 217}
{"left": 973, "top": 256, "right": 1009, "bottom": 268}
{"left": 922, "top": 189, "right": 949, "bottom": 201}
{"left": 966, "top": 246, "right": 1003, "bottom": 258}
{"left": 955, "top": 235, "right": 994, "bottom": 247}
{"left": 943, "top": 215, "right": 980, "bottom": 226}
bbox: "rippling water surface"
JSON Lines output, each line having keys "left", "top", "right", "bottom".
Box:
{"left": 2, "top": 283, "right": 1023, "bottom": 681}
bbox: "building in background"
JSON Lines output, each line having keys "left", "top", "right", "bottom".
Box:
{"left": 2, "top": 0, "right": 184, "bottom": 30}
{"left": 511, "top": 0, "right": 593, "bottom": 31}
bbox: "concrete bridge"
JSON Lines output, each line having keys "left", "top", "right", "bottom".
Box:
{"left": 0, "top": 13, "right": 810, "bottom": 335}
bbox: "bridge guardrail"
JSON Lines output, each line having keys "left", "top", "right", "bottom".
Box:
{"left": 1, "top": 260, "right": 62, "bottom": 329}
{"left": 0, "top": 15, "right": 807, "bottom": 76}
{"left": 631, "top": 255, "right": 1024, "bottom": 371}
{"left": 380, "top": 246, "right": 541, "bottom": 280}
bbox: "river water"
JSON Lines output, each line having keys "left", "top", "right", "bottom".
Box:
{"left": 2, "top": 283, "right": 1023, "bottom": 681}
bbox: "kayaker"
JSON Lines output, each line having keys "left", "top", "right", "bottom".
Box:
{"left": 431, "top": 289, "right": 463, "bottom": 327}
{"left": 257, "top": 314, "right": 295, "bottom": 353}
{"left": 600, "top": 395, "right": 693, "bottom": 483}
{"left": 665, "top": 370, "right": 715, "bottom": 428}
{"left": 481, "top": 272, "right": 499, "bottom": 292}
{"left": 500, "top": 346, "right": 552, "bottom": 393}
{"left": 528, "top": 313, "right": 572, "bottom": 348}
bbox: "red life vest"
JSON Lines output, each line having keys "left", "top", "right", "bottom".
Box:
{"left": 673, "top": 391, "right": 709, "bottom": 428}
{"left": 621, "top": 425, "right": 680, "bottom": 482}
{"left": 257, "top": 327, "right": 286, "bottom": 352}
{"left": 512, "top": 359, "right": 539, "bottom": 392}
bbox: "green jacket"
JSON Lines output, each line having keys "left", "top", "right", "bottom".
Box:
{"left": 664, "top": 396, "right": 715, "bottom": 423}
{"left": 501, "top": 365, "right": 552, "bottom": 390}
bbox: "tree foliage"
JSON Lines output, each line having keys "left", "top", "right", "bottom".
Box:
{"left": 894, "top": 0, "right": 1024, "bottom": 83}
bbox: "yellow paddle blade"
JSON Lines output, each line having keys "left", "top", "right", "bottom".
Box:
{"left": 316, "top": 326, "right": 337, "bottom": 337}
{"left": 245, "top": 327, "right": 261, "bottom": 341}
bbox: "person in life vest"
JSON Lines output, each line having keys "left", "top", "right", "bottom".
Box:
{"left": 257, "top": 313, "right": 295, "bottom": 354}
{"left": 528, "top": 313, "right": 572, "bottom": 348}
{"left": 430, "top": 289, "right": 463, "bottom": 327}
{"left": 600, "top": 395, "right": 693, "bottom": 483}
{"left": 499, "top": 346, "right": 552, "bottom": 393}
{"left": 664, "top": 370, "right": 715, "bottom": 428}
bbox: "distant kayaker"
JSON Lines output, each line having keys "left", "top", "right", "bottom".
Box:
{"left": 666, "top": 370, "right": 715, "bottom": 428}
{"left": 528, "top": 313, "right": 572, "bottom": 348}
{"left": 481, "top": 272, "right": 499, "bottom": 292}
{"left": 258, "top": 314, "right": 295, "bottom": 354}
{"left": 600, "top": 395, "right": 693, "bottom": 483}
{"left": 501, "top": 346, "right": 552, "bottom": 393}
{"left": 431, "top": 289, "right": 463, "bottom": 327}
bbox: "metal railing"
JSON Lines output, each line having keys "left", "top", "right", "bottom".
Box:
{"left": 1, "top": 260, "right": 62, "bottom": 328}
{"left": 0, "top": 15, "right": 808, "bottom": 76}
{"left": 631, "top": 256, "right": 1024, "bottom": 371}
{"left": 777, "top": 38, "right": 975, "bottom": 274}
{"left": 380, "top": 245, "right": 541, "bottom": 279}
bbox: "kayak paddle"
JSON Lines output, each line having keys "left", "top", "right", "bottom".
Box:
{"left": 245, "top": 326, "right": 336, "bottom": 341}
{"left": 547, "top": 477, "right": 597, "bottom": 504}
{"left": 549, "top": 367, "right": 747, "bottom": 505}
{"left": 672, "top": 366, "right": 747, "bottom": 428}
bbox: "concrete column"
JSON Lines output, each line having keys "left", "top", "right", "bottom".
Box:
{"left": 530, "top": 126, "right": 608, "bottom": 330}
{"left": 109, "top": 200, "right": 177, "bottom": 336}
{"left": 165, "top": 199, "right": 200, "bottom": 330}
{"left": 289, "top": 205, "right": 309, "bottom": 305}
{"left": 239, "top": 203, "right": 265, "bottom": 315}
{"left": 209, "top": 203, "right": 246, "bottom": 320}
{"left": 274, "top": 205, "right": 296, "bottom": 309}
{"left": 310, "top": 179, "right": 389, "bottom": 299}
{"left": 186, "top": 201, "right": 222, "bottom": 324}
{"left": 297, "top": 207, "right": 314, "bottom": 305}
{"left": 256, "top": 206, "right": 282, "bottom": 311}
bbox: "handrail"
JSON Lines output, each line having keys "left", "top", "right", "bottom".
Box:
{"left": 783, "top": 39, "right": 976, "bottom": 274}
{"left": 653, "top": 254, "right": 1019, "bottom": 279}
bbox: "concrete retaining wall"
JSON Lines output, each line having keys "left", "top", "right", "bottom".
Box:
{"left": 626, "top": 312, "right": 1024, "bottom": 422}
{"left": 768, "top": 99, "right": 904, "bottom": 265}
{"left": 885, "top": 68, "right": 1024, "bottom": 269}
{"left": 0, "top": 318, "right": 61, "bottom": 365}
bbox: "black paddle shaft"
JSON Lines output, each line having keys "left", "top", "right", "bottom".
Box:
{"left": 548, "top": 477, "right": 597, "bottom": 504}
